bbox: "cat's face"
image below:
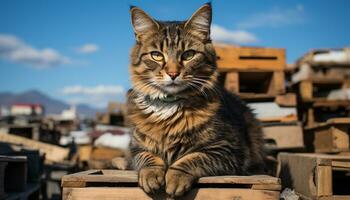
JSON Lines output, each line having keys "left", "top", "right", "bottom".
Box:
{"left": 130, "top": 4, "right": 217, "bottom": 98}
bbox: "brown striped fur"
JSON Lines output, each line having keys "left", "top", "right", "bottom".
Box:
{"left": 128, "top": 3, "right": 265, "bottom": 198}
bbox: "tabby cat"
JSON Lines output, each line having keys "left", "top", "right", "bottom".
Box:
{"left": 127, "top": 3, "right": 265, "bottom": 198}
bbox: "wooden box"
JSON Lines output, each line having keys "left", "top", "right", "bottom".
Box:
{"left": 215, "top": 45, "right": 286, "bottom": 71}
{"left": 62, "top": 170, "right": 281, "bottom": 200}
{"left": 296, "top": 78, "right": 350, "bottom": 102}
{"left": 220, "top": 71, "right": 285, "bottom": 99}
{"left": 301, "top": 100, "right": 350, "bottom": 127}
{"left": 277, "top": 153, "right": 350, "bottom": 200}
{"left": 263, "top": 122, "right": 304, "bottom": 150}
{"left": 304, "top": 118, "right": 350, "bottom": 153}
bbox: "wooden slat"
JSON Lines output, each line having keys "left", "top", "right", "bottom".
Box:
{"left": 62, "top": 170, "right": 280, "bottom": 189}
{"left": 278, "top": 153, "right": 350, "bottom": 200}
{"left": 0, "top": 133, "right": 68, "bottom": 163}
{"left": 63, "top": 187, "right": 280, "bottom": 200}
{"left": 316, "top": 166, "right": 332, "bottom": 196}
{"left": 263, "top": 123, "right": 304, "bottom": 150}
{"left": 215, "top": 45, "right": 285, "bottom": 71}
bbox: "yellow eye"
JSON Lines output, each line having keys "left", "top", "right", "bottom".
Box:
{"left": 181, "top": 50, "right": 195, "bottom": 61}
{"left": 150, "top": 51, "right": 164, "bottom": 61}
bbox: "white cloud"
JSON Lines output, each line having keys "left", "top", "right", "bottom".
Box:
{"left": 76, "top": 44, "right": 99, "bottom": 54}
{"left": 62, "top": 85, "right": 126, "bottom": 108}
{"left": 0, "top": 34, "right": 71, "bottom": 68}
{"left": 237, "top": 4, "right": 306, "bottom": 29}
{"left": 211, "top": 24, "right": 258, "bottom": 44}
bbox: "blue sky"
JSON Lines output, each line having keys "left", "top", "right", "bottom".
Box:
{"left": 0, "top": 0, "right": 350, "bottom": 108}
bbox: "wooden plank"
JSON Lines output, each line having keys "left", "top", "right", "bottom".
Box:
{"left": 277, "top": 153, "right": 350, "bottom": 200}
{"left": 304, "top": 119, "right": 350, "bottom": 153}
{"left": 313, "top": 127, "right": 349, "bottom": 153}
{"left": 0, "top": 132, "right": 69, "bottom": 163}
{"left": 62, "top": 170, "right": 280, "bottom": 188}
{"left": 316, "top": 166, "right": 332, "bottom": 197}
{"left": 327, "top": 118, "right": 350, "bottom": 124}
{"left": 269, "top": 71, "right": 285, "bottom": 95}
{"left": 300, "top": 80, "right": 313, "bottom": 100}
{"left": 263, "top": 123, "right": 304, "bottom": 150}
{"left": 63, "top": 187, "right": 280, "bottom": 200}
{"left": 215, "top": 45, "right": 285, "bottom": 71}
{"left": 259, "top": 115, "right": 298, "bottom": 123}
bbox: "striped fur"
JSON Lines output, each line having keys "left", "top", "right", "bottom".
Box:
{"left": 128, "top": 3, "right": 265, "bottom": 198}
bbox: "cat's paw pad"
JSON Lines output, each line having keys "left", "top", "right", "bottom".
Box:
{"left": 138, "top": 166, "right": 165, "bottom": 194}
{"left": 165, "top": 168, "right": 195, "bottom": 198}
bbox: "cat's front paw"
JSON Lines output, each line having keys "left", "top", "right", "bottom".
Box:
{"left": 138, "top": 166, "right": 165, "bottom": 194}
{"left": 165, "top": 168, "right": 196, "bottom": 198}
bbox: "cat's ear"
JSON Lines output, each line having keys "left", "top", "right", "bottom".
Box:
{"left": 185, "top": 3, "right": 212, "bottom": 41}
{"left": 130, "top": 6, "right": 159, "bottom": 41}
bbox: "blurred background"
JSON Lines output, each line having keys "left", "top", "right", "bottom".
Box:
{"left": 1, "top": 0, "right": 350, "bottom": 200}
{"left": 1, "top": 0, "right": 349, "bottom": 114}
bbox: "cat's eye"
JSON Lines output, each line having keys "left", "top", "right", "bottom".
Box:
{"left": 181, "top": 50, "right": 195, "bottom": 61}
{"left": 150, "top": 51, "right": 164, "bottom": 61}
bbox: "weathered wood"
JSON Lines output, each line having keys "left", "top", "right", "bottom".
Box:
{"left": 0, "top": 132, "right": 69, "bottom": 163}
{"left": 263, "top": 122, "right": 304, "bottom": 150}
{"left": 63, "top": 187, "right": 280, "bottom": 200}
{"left": 215, "top": 45, "right": 285, "bottom": 71}
{"left": 316, "top": 166, "right": 332, "bottom": 197}
{"left": 304, "top": 118, "right": 350, "bottom": 153}
{"left": 62, "top": 170, "right": 280, "bottom": 189}
{"left": 297, "top": 78, "right": 350, "bottom": 102}
{"left": 277, "top": 153, "right": 350, "bottom": 200}
{"left": 62, "top": 170, "right": 281, "bottom": 200}
{"left": 221, "top": 71, "right": 286, "bottom": 99}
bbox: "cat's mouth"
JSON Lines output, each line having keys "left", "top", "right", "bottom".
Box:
{"left": 161, "top": 82, "right": 187, "bottom": 94}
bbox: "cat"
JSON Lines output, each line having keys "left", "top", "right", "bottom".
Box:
{"left": 127, "top": 3, "right": 265, "bottom": 198}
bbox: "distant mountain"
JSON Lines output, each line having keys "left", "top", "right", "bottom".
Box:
{"left": 0, "top": 90, "right": 99, "bottom": 118}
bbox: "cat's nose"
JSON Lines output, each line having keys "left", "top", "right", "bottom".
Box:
{"left": 167, "top": 72, "right": 179, "bottom": 80}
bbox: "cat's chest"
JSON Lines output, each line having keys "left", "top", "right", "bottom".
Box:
{"left": 134, "top": 95, "right": 182, "bottom": 121}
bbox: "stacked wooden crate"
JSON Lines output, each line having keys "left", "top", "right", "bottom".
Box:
{"left": 278, "top": 153, "right": 350, "bottom": 199}
{"left": 215, "top": 44, "right": 303, "bottom": 152}
{"left": 277, "top": 48, "right": 350, "bottom": 199}
{"left": 291, "top": 48, "right": 350, "bottom": 127}
{"left": 61, "top": 170, "right": 281, "bottom": 200}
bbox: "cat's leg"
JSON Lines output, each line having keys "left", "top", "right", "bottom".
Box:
{"left": 133, "top": 151, "right": 166, "bottom": 194}
{"left": 166, "top": 152, "right": 238, "bottom": 197}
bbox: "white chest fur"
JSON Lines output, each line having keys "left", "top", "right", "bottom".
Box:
{"left": 134, "top": 94, "right": 181, "bottom": 121}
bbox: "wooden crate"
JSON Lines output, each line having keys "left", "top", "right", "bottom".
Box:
{"left": 296, "top": 78, "right": 350, "bottom": 102}
{"left": 304, "top": 118, "right": 350, "bottom": 153}
{"left": 263, "top": 122, "right": 304, "bottom": 150}
{"left": 277, "top": 153, "right": 350, "bottom": 200}
{"left": 301, "top": 100, "right": 350, "bottom": 127}
{"left": 215, "top": 45, "right": 286, "bottom": 71}
{"left": 220, "top": 71, "right": 285, "bottom": 99}
{"left": 62, "top": 170, "right": 281, "bottom": 200}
